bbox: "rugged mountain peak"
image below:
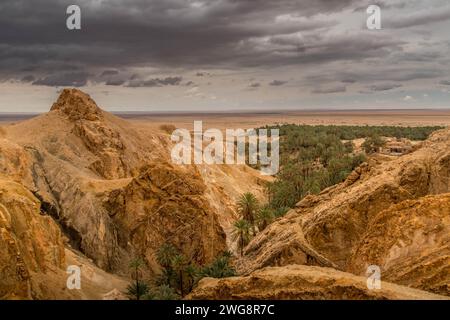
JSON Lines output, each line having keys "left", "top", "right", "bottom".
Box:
{"left": 50, "top": 88, "right": 103, "bottom": 121}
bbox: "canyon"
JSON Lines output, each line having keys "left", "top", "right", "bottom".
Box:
{"left": 0, "top": 89, "right": 449, "bottom": 300}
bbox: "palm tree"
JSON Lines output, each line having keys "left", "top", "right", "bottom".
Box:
{"left": 185, "top": 264, "right": 199, "bottom": 292}
{"left": 128, "top": 258, "right": 145, "bottom": 300}
{"left": 202, "top": 256, "right": 236, "bottom": 278}
{"left": 171, "top": 254, "right": 187, "bottom": 297}
{"left": 256, "top": 207, "right": 275, "bottom": 231}
{"left": 153, "top": 284, "right": 180, "bottom": 300}
{"left": 157, "top": 243, "right": 178, "bottom": 269}
{"left": 232, "top": 219, "right": 251, "bottom": 257}
{"left": 237, "top": 193, "right": 259, "bottom": 234}
{"left": 126, "top": 281, "right": 149, "bottom": 300}
{"left": 221, "top": 250, "right": 233, "bottom": 260}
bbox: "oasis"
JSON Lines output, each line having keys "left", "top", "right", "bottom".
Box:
{"left": 171, "top": 121, "right": 279, "bottom": 175}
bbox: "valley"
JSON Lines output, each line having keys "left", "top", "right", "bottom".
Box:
{"left": 0, "top": 89, "right": 449, "bottom": 300}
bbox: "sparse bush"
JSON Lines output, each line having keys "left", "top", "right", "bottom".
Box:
{"left": 362, "top": 134, "right": 385, "bottom": 154}
{"left": 200, "top": 253, "right": 236, "bottom": 279}
{"left": 126, "top": 281, "right": 149, "bottom": 300}
{"left": 159, "top": 124, "right": 177, "bottom": 134}
{"left": 232, "top": 219, "right": 252, "bottom": 257}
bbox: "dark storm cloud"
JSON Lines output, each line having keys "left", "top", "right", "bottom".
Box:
{"left": 0, "top": 0, "right": 367, "bottom": 82}
{"left": 21, "top": 75, "right": 35, "bottom": 83}
{"left": 385, "top": 7, "right": 450, "bottom": 29}
{"left": 312, "top": 85, "right": 346, "bottom": 94}
{"left": 1, "top": 0, "right": 448, "bottom": 91}
{"left": 32, "top": 72, "right": 90, "bottom": 87}
{"left": 101, "top": 70, "right": 120, "bottom": 77}
{"left": 105, "top": 79, "right": 126, "bottom": 86}
{"left": 307, "top": 67, "right": 444, "bottom": 84}
{"left": 368, "top": 83, "right": 402, "bottom": 91}
{"left": 269, "top": 80, "right": 288, "bottom": 86}
{"left": 127, "top": 76, "right": 183, "bottom": 87}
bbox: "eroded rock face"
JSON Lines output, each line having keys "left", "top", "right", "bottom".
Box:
{"left": 238, "top": 215, "right": 337, "bottom": 275}
{"left": 50, "top": 89, "right": 136, "bottom": 179}
{"left": 348, "top": 194, "right": 450, "bottom": 296}
{"left": 104, "top": 163, "right": 227, "bottom": 273}
{"left": 51, "top": 89, "right": 103, "bottom": 122}
{"left": 240, "top": 128, "right": 450, "bottom": 295}
{"left": 0, "top": 180, "right": 65, "bottom": 299}
{"left": 188, "top": 265, "right": 447, "bottom": 300}
{"left": 2, "top": 89, "right": 228, "bottom": 277}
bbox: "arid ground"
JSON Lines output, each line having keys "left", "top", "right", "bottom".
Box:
{"left": 0, "top": 90, "right": 449, "bottom": 300}
{"left": 2, "top": 109, "right": 450, "bottom": 131}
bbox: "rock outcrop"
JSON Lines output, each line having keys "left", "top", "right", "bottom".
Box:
{"left": 104, "top": 163, "right": 227, "bottom": 273}
{"left": 239, "top": 128, "right": 450, "bottom": 295}
{"left": 0, "top": 179, "right": 65, "bottom": 299}
{"left": 1, "top": 89, "right": 230, "bottom": 291}
{"left": 188, "top": 265, "right": 447, "bottom": 300}
{"left": 1, "top": 88, "right": 448, "bottom": 300}
{"left": 348, "top": 194, "right": 450, "bottom": 296}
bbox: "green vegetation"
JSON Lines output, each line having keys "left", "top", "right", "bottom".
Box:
{"left": 362, "top": 134, "right": 385, "bottom": 154}
{"left": 237, "top": 192, "right": 259, "bottom": 233}
{"left": 260, "top": 124, "right": 442, "bottom": 214}
{"left": 262, "top": 124, "right": 443, "bottom": 142}
{"left": 232, "top": 219, "right": 252, "bottom": 257}
{"left": 126, "top": 246, "right": 236, "bottom": 300}
{"left": 126, "top": 258, "right": 147, "bottom": 300}
{"left": 256, "top": 206, "right": 275, "bottom": 231}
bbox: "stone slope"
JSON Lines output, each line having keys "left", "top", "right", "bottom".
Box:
{"left": 348, "top": 194, "right": 450, "bottom": 296}
{"left": 188, "top": 265, "right": 448, "bottom": 300}
{"left": 104, "top": 163, "right": 227, "bottom": 274}
{"left": 1, "top": 89, "right": 231, "bottom": 281}
{"left": 239, "top": 127, "right": 450, "bottom": 295}
{"left": 0, "top": 179, "right": 128, "bottom": 300}
{"left": 0, "top": 179, "right": 65, "bottom": 299}
{"left": 3, "top": 89, "right": 227, "bottom": 273}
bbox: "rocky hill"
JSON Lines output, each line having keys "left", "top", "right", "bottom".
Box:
{"left": 236, "top": 127, "right": 450, "bottom": 296}
{"left": 0, "top": 89, "right": 265, "bottom": 299}
{"left": 188, "top": 265, "right": 447, "bottom": 300}
{"left": 0, "top": 88, "right": 448, "bottom": 299}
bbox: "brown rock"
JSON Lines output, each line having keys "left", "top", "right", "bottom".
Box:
{"left": 348, "top": 194, "right": 450, "bottom": 296}
{"left": 239, "top": 127, "right": 450, "bottom": 295}
{"left": 188, "top": 265, "right": 447, "bottom": 300}
{"left": 0, "top": 179, "right": 65, "bottom": 299}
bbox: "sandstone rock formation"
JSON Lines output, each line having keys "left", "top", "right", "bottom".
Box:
{"left": 239, "top": 127, "right": 450, "bottom": 296}
{"left": 1, "top": 88, "right": 449, "bottom": 300}
{"left": 188, "top": 265, "right": 447, "bottom": 300}
{"left": 1, "top": 89, "right": 229, "bottom": 275}
{"left": 104, "top": 163, "right": 227, "bottom": 273}
{"left": 1, "top": 89, "right": 259, "bottom": 298}
{"left": 348, "top": 194, "right": 450, "bottom": 296}
{"left": 0, "top": 179, "right": 65, "bottom": 299}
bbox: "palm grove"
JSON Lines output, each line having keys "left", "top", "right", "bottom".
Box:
{"left": 127, "top": 124, "right": 442, "bottom": 299}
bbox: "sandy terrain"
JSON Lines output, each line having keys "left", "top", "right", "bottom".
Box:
{"left": 2, "top": 110, "right": 450, "bottom": 131}
{"left": 123, "top": 109, "right": 450, "bottom": 131}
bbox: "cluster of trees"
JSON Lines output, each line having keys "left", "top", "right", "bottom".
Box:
{"left": 263, "top": 124, "right": 443, "bottom": 141}
{"left": 262, "top": 124, "right": 441, "bottom": 213}
{"left": 362, "top": 134, "right": 386, "bottom": 154}
{"left": 232, "top": 192, "right": 278, "bottom": 256}
{"left": 126, "top": 245, "right": 236, "bottom": 300}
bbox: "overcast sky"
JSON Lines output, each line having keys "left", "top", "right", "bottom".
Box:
{"left": 1, "top": 0, "right": 450, "bottom": 112}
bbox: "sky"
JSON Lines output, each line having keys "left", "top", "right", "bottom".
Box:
{"left": 1, "top": 0, "right": 450, "bottom": 112}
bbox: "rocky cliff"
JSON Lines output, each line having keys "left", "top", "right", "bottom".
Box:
{"left": 1, "top": 88, "right": 448, "bottom": 299}
{"left": 188, "top": 265, "right": 447, "bottom": 300}
{"left": 238, "top": 127, "right": 450, "bottom": 296}
{"left": 0, "top": 89, "right": 267, "bottom": 299}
